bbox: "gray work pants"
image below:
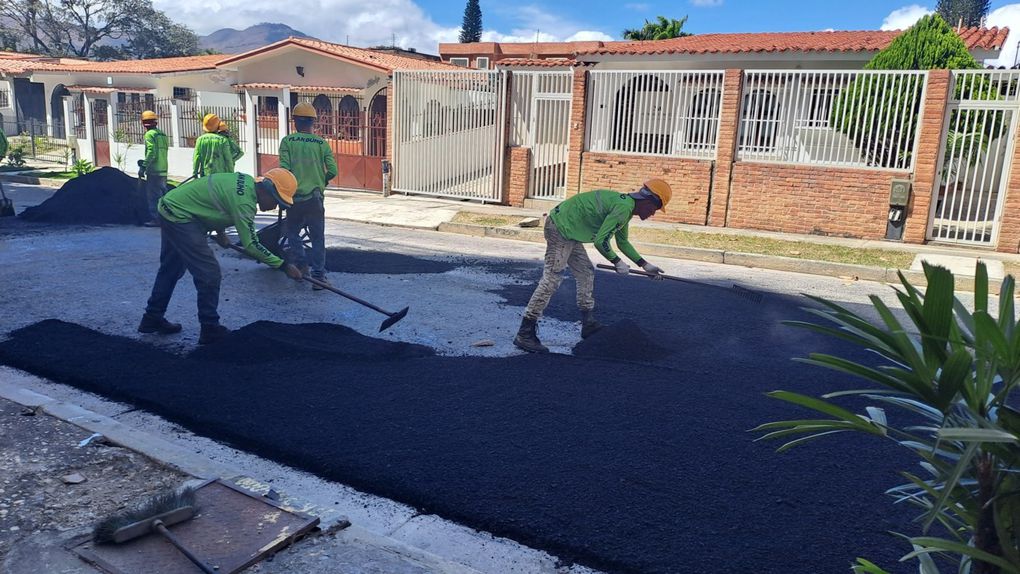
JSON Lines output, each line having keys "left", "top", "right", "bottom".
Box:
{"left": 523, "top": 218, "right": 595, "bottom": 321}
{"left": 144, "top": 216, "right": 222, "bottom": 326}
{"left": 145, "top": 174, "right": 167, "bottom": 221}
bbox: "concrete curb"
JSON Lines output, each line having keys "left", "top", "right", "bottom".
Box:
{"left": 0, "top": 174, "right": 66, "bottom": 188}
{"left": 434, "top": 222, "right": 985, "bottom": 291}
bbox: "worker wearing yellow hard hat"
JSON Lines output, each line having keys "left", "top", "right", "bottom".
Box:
{"left": 192, "top": 113, "right": 244, "bottom": 177}
{"left": 513, "top": 179, "right": 672, "bottom": 353}
{"left": 138, "top": 167, "right": 302, "bottom": 345}
{"left": 279, "top": 101, "right": 338, "bottom": 289}
{"left": 139, "top": 110, "right": 169, "bottom": 226}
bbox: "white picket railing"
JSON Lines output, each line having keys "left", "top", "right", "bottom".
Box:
{"left": 510, "top": 71, "right": 572, "bottom": 199}
{"left": 736, "top": 70, "right": 927, "bottom": 170}
{"left": 586, "top": 70, "right": 725, "bottom": 159}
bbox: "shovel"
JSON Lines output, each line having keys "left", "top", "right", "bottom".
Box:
{"left": 0, "top": 180, "right": 13, "bottom": 217}
{"left": 597, "top": 264, "right": 764, "bottom": 303}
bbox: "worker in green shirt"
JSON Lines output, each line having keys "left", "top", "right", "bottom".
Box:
{"left": 217, "top": 119, "right": 243, "bottom": 171}
{"left": 140, "top": 110, "right": 169, "bottom": 226}
{"left": 193, "top": 114, "right": 244, "bottom": 177}
{"left": 139, "top": 168, "right": 303, "bottom": 345}
{"left": 513, "top": 179, "right": 673, "bottom": 353}
{"left": 279, "top": 102, "right": 338, "bottom": 289}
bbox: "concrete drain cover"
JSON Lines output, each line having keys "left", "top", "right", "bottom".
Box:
{"left": 70, "top": 479, "right": 319, "bottom": 574}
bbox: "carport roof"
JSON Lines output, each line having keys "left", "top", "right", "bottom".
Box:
{"left": 65, "top": 85, "right": 155, "bottom": 94}
{"left": 217, "top": 37, "right": 460, "bottom": 73}
{"left": 233, "top": 83, "right": 363, "bottom": 93}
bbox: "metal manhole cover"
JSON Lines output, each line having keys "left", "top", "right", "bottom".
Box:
{"left": 70, "top": 479, "right": 319, "bottom": 574}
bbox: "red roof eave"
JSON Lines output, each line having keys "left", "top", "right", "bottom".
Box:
{"left": 216, "top": 39, "right": 391, "bottom": 73}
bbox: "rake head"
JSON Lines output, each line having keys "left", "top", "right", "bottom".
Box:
{"left": 379, "top": 307, "right": 410, "bottom": 332}
{"left": 94, "top": 487, "right": 197, "bottom": 544}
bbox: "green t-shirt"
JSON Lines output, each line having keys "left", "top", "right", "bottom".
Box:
{"left": 158, "top": 172, "right": 282, "bottom": 268}
{"left": 144, "top": 128, "right": 169, "bottom": 176}
{"left": 279, "top": 131, "right": 338, "bottom": 201}
{"left": 193, "top": 132, "right": 243, "bottom": 177}
{"left": 549, "top": 189, "right": 643, "bottom": 264}
{"left": 0, "top": 126, "right": 8, "bottom": 160}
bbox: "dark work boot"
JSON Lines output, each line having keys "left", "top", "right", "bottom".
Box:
{"left": 198, "top": 323, "right": 230, "bottom": 345}
{"left": 513, "top": 318, "right": 549, "bottom": 353}
{"left": 137, "top": 313, "right": 182, "bottom": 335}
{"left": 580, "top": 309, "right": 603, "bottom": 339}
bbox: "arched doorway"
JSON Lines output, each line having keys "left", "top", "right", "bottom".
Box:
{"left": 368, "top": 89, "right": 387, "bottom": 157}
{"left": 338, "top": 95, "right": 360, "bottom": 141}
{"left": 50, "top": 84, "right": 70, "bottom": 138}
{"left": 311, "top": 94, "right": 333, "bottom": 137}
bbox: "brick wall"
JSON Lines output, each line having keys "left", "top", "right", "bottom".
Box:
{"left": 708, "top": 69, "right": 743, "bottom": 227}
{"left": 565, "top": 67, "right": 588, "bottom": 198}
{"left": 579, "top": 152, "right": 714, "bottom": 225}
{"left": 507, "top": 146, "right": 531, "bottom": 207}
{"left": 726, "top": 163, "right": 909, "bottom": 239}
{"left": 995, "top": 116, "right": 1020, "bottom": 253}
{"left": 905, "top": 69, "right": 949, "bottom": 244}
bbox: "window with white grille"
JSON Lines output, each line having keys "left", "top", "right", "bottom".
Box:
{"left": 449, "top": 57, "right": 469, "bottom": 67}
{"left": 476, "top": 57, "right": 490, "bottom": 69}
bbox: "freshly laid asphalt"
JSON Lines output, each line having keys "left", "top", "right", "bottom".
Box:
{"left": 0, "top": 250, "right": 915, "bottom": 574}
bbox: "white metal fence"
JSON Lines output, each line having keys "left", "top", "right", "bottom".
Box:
{"left": 586, "top": 70, "right": 724, "bottom": 159}
{"left": 392, "top": 70, "right": 507, "bottom": 202}
{"left": 510, "top": 71, "right": 572, "bottom": 199}
{"left": 928, "top": 70, "right": 1020, "bottom": 245}
{"left": 736, "top": 70, "right": 927, "bottom": 170}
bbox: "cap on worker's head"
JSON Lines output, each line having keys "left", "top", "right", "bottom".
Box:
{"left": 202, "top": 113, "right": 221, "bottom": 133}
{"left": 140, "top": 110, "right": 158, "bottom": 122}
{"left": 258, "top": 168, "right": 298, "bottom": 207}
{"left": 632, "top": 178, "right": 672, "bottom": 212}
{"left": 292, "top": 102, "right": 317, "bottom": 119}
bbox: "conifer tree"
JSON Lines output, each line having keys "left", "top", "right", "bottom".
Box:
{"left": 460, "top": 0, "right": 483, "bottom": 43}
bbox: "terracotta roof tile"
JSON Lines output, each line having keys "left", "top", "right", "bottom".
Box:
{"left": 496, "top": 58, "right": 574, "bottom": 68}
{"left": 579, "top": 27, "right": 1009, "bottom": 57}
{"left": 36, "top": 54, "right": 226, "bottom": 74}
{"left": 233, "top": 82, "right": 362, "bottom": 93}
{"left": 219, "top": 38, "right": 458, "bottom": 73}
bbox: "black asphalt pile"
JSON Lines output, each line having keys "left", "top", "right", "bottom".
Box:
{"left": 325, "top": 248, "right": 458, "bottom": 275}
{"left": 572, "top": 319, "right": 670, "bottom": 362}
{"left": 18, "top": 168, "right": 147, "bottom": 225}
{"left": 188, "top": 321, "right": 434, "bottom": 364}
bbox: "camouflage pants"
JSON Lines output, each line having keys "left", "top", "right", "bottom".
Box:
{"left": 523, "top": 218, "right": 595, "bottom": 321}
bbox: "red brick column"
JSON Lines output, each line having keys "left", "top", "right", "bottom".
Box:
{"left": 565, "top": 66, "right": 588, "bottom": 198}
{"left": 996, "top": 123, "right": 1020, "bottom": 252}
{"left": 506, "top": 146, "right": 531, "bottom": 207}
{"left": 904, "top": 69, "right": 950, "bottom": 244}
{"left": 707, "top": 69, "right": 743, "bottom": 227}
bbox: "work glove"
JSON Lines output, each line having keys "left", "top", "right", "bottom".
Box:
{"left": 613, "top": 259, "right": 631, "bottom": 276}
{"left": 213, "top": 230, "right": 231, "bottom": 248}
{"left": 282, "top": 263, "right": 303, "bottom": 281}
{"left": 641, "top": 261, "right": 664, "bottom": 279}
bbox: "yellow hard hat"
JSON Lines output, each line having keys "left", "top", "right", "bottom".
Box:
{"left": 292, "top": 102, "right": 317, "bottom": 118}
{"left": 642, "top": 179, "right": 672, "bottom": 212}
{"left": 259, "top": 168, "right": 298, "bottom": 207}
{"left": 202, "top": 113, "right": 221, "bottom": 132}
{"left": 141, "top": 110, "right": 157, "bottom": 121}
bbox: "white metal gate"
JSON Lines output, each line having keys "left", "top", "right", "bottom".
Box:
{"left": 392, "top": 70, "right": 507, "bottom": 202}
{"left": 509, "top": 71, "right": 572, "bottom": 199}
{"left": 929, "top": 70, "right": 1020, "bottom": 245}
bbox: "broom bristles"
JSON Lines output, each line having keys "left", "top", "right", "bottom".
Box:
{"left": 93, "top": 487, "right": 196, "bottom": 543}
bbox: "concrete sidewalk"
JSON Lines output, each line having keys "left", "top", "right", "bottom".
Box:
{"left": 320, "top": 189, "right": 1020, "bottom": 290}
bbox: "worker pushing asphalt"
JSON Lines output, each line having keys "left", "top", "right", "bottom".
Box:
{"left": 193, "top": 113, "right": 244, "bottom": 178}
{"left": 514, "top": 179, "right": 672, "bottom": 353}
{"left": 279, "top": 102, "right": 339, "bottom": 290}
{"left": 138, "top": 168, "right": 303, "bottom": 345}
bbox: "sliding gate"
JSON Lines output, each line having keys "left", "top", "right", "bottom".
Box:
{"left": 392, "top": 70, "right": 507, "bottom": 202}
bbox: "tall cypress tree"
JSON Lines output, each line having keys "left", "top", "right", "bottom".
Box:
{"left": 936, "top": 0, "right": 990, "bottom": 27}
{"left": 459, "top": 0, "right": 482, "bottom": 43}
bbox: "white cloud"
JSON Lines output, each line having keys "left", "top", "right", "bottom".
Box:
{"left": 156, "top": 0, "right": 612, "bottom": 53}
{"left": 880, "top": 5, "right": 933, "bottom": 31}
{"left": 566, "top": 31, "right": 616, "bottom": 42}
{"left": 984, "top": 4, "right": 1020, "bottom": 67}
{"left": 624, "top": 3, "right": 650, "bottom": 11}
{"left": 690, "top": 0, "right": 723, "bottom": 6}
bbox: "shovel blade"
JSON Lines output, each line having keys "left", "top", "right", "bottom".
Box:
{"left": 379, "top": 307, "right": 410, "bottom": 332}
{"left": 0, "top": 201, "right": 13, "bottom": 217}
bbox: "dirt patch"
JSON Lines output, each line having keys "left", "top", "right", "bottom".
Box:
{"left": 18, "top": 167, "right": 148, "bottom": 225}
{"left": 0, "top": 397, "right": 187, "bottom": 564}
{"left": 572, "top": 319, "right": 670, "bottom": 362}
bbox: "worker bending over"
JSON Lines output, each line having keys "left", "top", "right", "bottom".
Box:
{"left": 514, "top": 179, "right": 672, "bottom": 353}
{"left": 193, "top": 114, "right": 243, "bottom": 177}
{"left": 140, "top": 110, "right": 169, "bottom": 226}
{"left": 280, "top": 102, "right": 338, "bottom": 289}
{"left": 138, "top": 168, "right": 303, "bottom": 345}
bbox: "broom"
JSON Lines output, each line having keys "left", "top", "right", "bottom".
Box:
{"left": 93, "top": 487, "right": 217, "bottom": 574}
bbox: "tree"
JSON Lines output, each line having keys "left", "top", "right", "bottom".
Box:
{"left": 757, "top": 262, "right": 1020, "bottom": 574}
{"left": 937, "top": 0, "right": 991, "bottom": 28}
{"left": 0, "top": 0, "right": 200, "bottom": 59}
{"left": 459, "top": 0, "right": 482, "bottom": 44}
{"left": 832, "top": 14, "right": 983, "bottom": 169}
{"left": 622, "top": 16, "right": 692, "bottom": 41}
